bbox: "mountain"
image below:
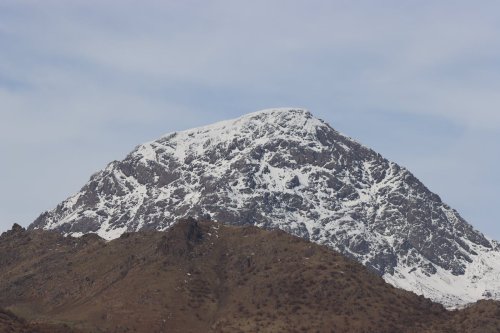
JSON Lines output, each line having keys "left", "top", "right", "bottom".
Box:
{"left": 4, "top": 220, "right": 500, "bottom": 332}
{"left": 29, "top": 108, "right": 500, "bottom": 307}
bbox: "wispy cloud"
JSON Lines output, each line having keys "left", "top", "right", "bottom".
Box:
{"left": 0, "top": 0, "right": 499, "bottom": 237}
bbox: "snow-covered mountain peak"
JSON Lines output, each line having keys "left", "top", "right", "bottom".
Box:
{"left": 133, "top": 108, "right": 322, "bottom": 163}
{"left": 165, "top": 108, "right": 320, "bottom": 144}
{"left": 30, "top": 108, "right": 500, "bottom": 308}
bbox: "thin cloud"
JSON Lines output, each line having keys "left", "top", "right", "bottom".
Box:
{"left": 0, "top": 1, "right": 498, "bottom": 237}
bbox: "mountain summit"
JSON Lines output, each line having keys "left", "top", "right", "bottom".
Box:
{"left": 30, "top": 108, "right": 500, "bottom": 307}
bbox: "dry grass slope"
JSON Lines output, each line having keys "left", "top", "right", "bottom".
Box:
{"left": 0, "top": 220, "right": 499, "bottom": 333}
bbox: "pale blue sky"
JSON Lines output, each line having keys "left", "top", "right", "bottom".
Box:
{"left": 1, "top": 1, "right": 499, "bottom": 239}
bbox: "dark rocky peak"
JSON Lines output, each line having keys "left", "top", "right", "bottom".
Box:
{"left": 171, "top": 217, "right": 204, "bottom": 244}
{"left": 0, "top": 223, "right": 26, "bottom": 239}
{"left": 11, "top": 223, "right": 25, "bottom": 232}
{"left": 156, "top": 218, "right": 206, "bottom": 257}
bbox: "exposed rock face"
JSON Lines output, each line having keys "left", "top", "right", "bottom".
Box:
{"left": 29, "top": 108, "right": 500, "bottom": 307}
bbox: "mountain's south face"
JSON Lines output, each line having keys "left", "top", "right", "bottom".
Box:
{"left": 30, "top": 108, "right": 500, "bottom": 307}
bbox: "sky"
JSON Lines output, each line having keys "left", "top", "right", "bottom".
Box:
{"left": 0, "top": 1, "right": 499, "bottom": 239}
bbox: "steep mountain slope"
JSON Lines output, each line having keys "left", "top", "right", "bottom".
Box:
{"left": 4, "top": 220, "right": 500, "bottom": 333}
{"left": 30, "top": 108, "right": 500, "bottom": 307}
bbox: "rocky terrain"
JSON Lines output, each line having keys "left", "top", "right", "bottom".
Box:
{"left": 2, "top": 220, "right": 500, "bottom": 333}
{"left": 29, "top": 108, "right": 500, "bottom": 307}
